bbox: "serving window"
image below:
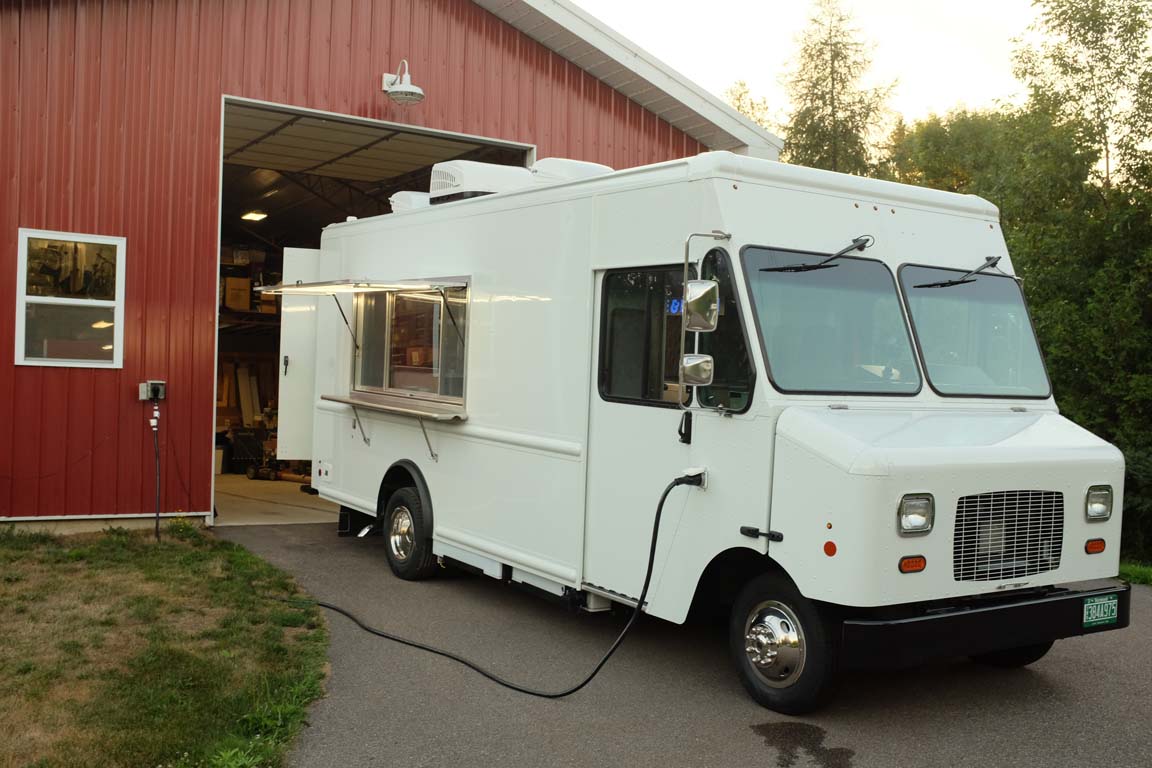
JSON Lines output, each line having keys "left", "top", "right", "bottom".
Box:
{"left": 353, "top": 287, "right": 468, "bottom": 401}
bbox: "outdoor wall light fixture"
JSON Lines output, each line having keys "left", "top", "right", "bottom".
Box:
{"left": 241, "top": 211, "right": 268, "bottom": 222}
{"left": 382, "top": 59, "right": 425, "bottom": 105}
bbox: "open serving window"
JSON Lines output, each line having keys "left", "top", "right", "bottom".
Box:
{"left": 260, "top": 277, "right": 469, "bottom": 422}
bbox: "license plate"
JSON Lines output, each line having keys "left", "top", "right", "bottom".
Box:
{"left": 1083, "top": 594, "right": 1119, "bottom": 628}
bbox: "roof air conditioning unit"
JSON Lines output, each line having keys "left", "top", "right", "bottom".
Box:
{"left": 531, "top": 158, "right": 614, "bottom": 184}
{"left": 389, "top": 191, "right": 430, "bottom": 213}
{"left": 428, "top": 160, "right": 534, "bottom": 204}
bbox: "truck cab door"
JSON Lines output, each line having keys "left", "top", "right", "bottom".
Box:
{"left": 583, "top": 250, "right": 770, "bottom": 623}
{"left": 276, "top": 247, "right": 320, "bottom": 460}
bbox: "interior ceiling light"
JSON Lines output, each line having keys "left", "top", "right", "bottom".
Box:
{"left": 100, "top": 344, "right": 113, "bottom": 351}
{"left": 241, "top": 211, "right": 268, "bottom": 222}
{"left": 382, "top": 59, "right": 425, "bottom": 106}
{"left": 91, "top": 320, "right": 114, "bottom": 329}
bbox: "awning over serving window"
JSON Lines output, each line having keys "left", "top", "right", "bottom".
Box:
{"left": 258, "top": 278, "right": 467, "bottom": 295}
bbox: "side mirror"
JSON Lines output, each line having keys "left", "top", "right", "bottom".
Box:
{"left": 681, "top": 353, "right": 714, "bottom": 386}
{"left": 684, "top": 280, "right": 720, "bottom": 332}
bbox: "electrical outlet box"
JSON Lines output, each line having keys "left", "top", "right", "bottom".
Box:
{"left": 138, "top": 381, "right": 167, "bottom": 401}
{"left": 683, "top": 467, "right": 708, "bottom": 490}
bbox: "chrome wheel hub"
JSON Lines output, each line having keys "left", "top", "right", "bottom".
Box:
{"left": 743, "top": 600, "right": 805, "bottom": 688}
{"left": 389, "top": 506, "right": 415, "bottom": 562}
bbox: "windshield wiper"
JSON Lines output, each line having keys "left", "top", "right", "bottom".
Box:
{"left": 760, "top": 235, "right": 875, "bottom": 273}
{"left": 914, "top": 256, "right": 1003, "bottom": 289}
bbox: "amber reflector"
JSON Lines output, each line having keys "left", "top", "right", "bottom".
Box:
{"left": 899, "top": 555, "right": 927, "bottom": 573}
{"left": 1085, "top": 538, "right": 1106, "bottom": 554}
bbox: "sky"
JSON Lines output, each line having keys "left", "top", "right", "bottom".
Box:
{"left": 569, "top": 0, "right": 1041, "bottom": 125}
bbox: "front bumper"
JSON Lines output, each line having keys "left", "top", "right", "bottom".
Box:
{"left": 839, "top": 578, "right": 1131, "bottom": 669}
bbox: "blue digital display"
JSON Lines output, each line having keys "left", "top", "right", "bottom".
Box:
{"left": 666, "top": 298, "right": 683, "bottom": 315}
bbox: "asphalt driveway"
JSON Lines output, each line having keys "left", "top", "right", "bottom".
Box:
{"left": 218, "top": 523, "right": 1151, "bottom": 768}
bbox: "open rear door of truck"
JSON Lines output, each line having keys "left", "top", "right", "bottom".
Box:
{"left": 276, "top": 247, "right": 320, "bottom": 460}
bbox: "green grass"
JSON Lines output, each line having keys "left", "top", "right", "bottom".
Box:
{"left": 1120, "top": 560, "right": 1152, "bottom": 585}
{"left": 0, "top": 523, "right": 327, "bottom": 767}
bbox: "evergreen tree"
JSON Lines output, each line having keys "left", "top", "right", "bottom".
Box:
{"left": 782, "top": 0, "right": 891, "bottom": 174}
{"left": 723, "top": 80, "right": 774, "bottom": 130}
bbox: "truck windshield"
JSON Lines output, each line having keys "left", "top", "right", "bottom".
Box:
{"left": 742, "top": 247, "right": 920, "bottom": 394}
{"left": 900, "top": 265, "right": 1051, "bottom": 398}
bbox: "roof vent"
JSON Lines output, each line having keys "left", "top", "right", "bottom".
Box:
{"left": 427, "top": 160, "right": 534, "bottom": 204}
{"left": 531, "top": 158, "right": 614, "bottom": 184}
{"left": 389, "top": 191, "right": 430, "bottom": 213}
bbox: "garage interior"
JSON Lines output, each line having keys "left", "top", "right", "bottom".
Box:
{"left": 213, "top": 100, "right": 528, "bottom": 524}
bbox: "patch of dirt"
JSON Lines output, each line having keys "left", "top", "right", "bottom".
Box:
{"left": 0, "top": 557, "right": 231, "bottom": 766}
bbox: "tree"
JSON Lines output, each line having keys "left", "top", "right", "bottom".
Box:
{"left": 1014, "top": 0, "right": 1152, "bottom": 188}
{"left": 781, "top": 0, "right": 891, "bottom": 175}
{"left": 723, "top": 80, "right": 774, "bottom": 130}
{"left": 878, "top": 107, "right": 1095, "bottom": 242}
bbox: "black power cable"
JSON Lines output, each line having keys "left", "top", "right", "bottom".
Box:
{"left": 149, "top": 395, "right": 162, "bottom": 543}
{"left": 278, "top": 473, "right": 703, "bottom": 699}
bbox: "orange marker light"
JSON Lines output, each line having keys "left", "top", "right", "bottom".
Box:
{"left": 823, "top": 541, "right": 837, "bottom": 557}
{"left": 899, "top": 555, "right": 927, "bottom": 573}
{"left": 1085, "top": 538, "right": 1106, "bottom": 554}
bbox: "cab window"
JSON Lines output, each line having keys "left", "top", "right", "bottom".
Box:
{"left": 599, "top": 266, "right": 690, "bottom": 407}
{"left": 698, "top": 249, "right": 755, "bottom": 411}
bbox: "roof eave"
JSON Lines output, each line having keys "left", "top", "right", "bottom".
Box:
{"left": 472, "top": 0, "right": 782, "bottom": 158}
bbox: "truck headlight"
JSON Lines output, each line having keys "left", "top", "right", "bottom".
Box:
{"left": 898, "top": 494, "right": 934, "bottom": 536}
{"left": 1085, "top": 486, "right": 1113, "bottom": 521}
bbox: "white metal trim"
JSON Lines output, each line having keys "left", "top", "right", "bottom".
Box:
{"left": 454, "top": 423, "right": 582, "bottom": 457}
{"left": 436, "top": 525, "right": 579, "bottom": 584}
{"left": 260, "top": 277, "right": 468, "bottom": 295}
{"left": 472, "top": 0, "right": 782, "bottom": 155}
{"left": 15, "top": 227, "right": 127, "bottom": 368}
{"left": 24, "top": 296, "right": 117, "bottom": 308}
{"left": 209, "top": 93, "right": 229, "bottom": 528}
{"left": 0, "top": 511, "right": 212, "bottom": 523}
{"left": 316, "top": 486, "right": 376, "bottom": 515}
{"left": 222, "top": 95, "right": 538, "bottom": 160}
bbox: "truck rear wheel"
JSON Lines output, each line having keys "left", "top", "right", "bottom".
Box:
{"left": 729, "top": 572, "right": 837, "bottom": 715}
{"left": 382, "top": 487, "right": 437, "bottom": 581}
{"left": 970, "top": 641, "right": 1054, "bottom": 668}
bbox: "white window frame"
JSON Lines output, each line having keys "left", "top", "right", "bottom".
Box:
{"left": 15, "top": 227, "right": 127, "bottom": 368}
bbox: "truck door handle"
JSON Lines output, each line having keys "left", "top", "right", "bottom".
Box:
{"left": 740, "top": 527, "right": 783, "bottom": 542}
{"left": 283, "top": 355, "right": 289, "bottom": 376}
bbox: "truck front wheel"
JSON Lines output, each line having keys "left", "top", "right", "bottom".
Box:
{"left": 382, "top": 487, "right": 438, "bottom": 581}
{"left": 729, "top": 573, "right": 837, "bottom": 715}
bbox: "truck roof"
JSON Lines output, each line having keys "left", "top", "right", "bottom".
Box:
{"left": 324, "top": 151, "right": 999, "bottom": 242}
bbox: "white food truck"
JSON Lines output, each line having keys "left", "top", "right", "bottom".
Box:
{"left": 266, "top": 151, "right": 1130, "bottom": 713}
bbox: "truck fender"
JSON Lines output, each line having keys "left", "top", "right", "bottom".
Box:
{"left": 378, "top": 460, "right": 435, "bottom": 535}
{"left": 691, "top": 547, "right": 795, "bottom": 616}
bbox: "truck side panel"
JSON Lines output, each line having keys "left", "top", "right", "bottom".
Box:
{"left": 312, "top": 198, "right": 598, "bottom": 587}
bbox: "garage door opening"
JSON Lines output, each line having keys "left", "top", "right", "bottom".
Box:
{"left": 212, "top": 99, "right": 531, "bottom": 525}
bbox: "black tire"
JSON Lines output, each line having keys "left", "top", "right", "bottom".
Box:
{"left": 729, "top": 572, "right": 838, "bottom": 715}
{"left": 381, "top": 487, "right": 437, "bottom": 580}
{"left": 970, "top": 641, "right": 1054, "bottom": 668}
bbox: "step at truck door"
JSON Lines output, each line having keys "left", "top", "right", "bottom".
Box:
{"left": 277, "top": 247, "right": 320, "bottom": 460}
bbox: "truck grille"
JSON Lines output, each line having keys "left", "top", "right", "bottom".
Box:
{"left": 953, "top": 490, "right": 1064, "bottom": 581}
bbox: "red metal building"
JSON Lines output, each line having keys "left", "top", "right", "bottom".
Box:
{"left": 0, "top": 0, "right": 779, "bottom": 525}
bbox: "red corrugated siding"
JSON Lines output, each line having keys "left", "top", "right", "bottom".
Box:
{"left": 0, "top": 0, "right": 707, "bottom": 519}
